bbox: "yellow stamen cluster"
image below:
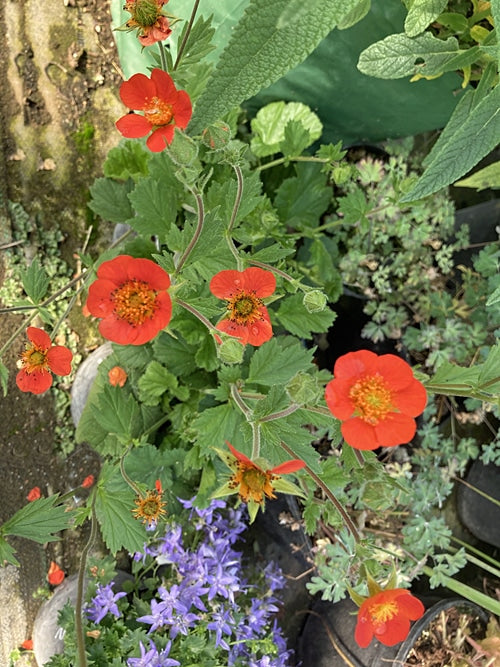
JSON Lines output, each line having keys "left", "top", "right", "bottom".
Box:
{"left": 349, "top": 374, "right": 394, "bottom": 424}
{"left": 125, "top": 0, "right": 161, "bottom": 28}
{"left": 112, "top": 280, "right": 158, "bottom": 326}
{"left": 229, "top": 462, "right": 278, "bottom": 504}
{"left": 370, "top": 600, "right": 398, "bottom": 624}
{"left": 144, "top": 97, "right": 174, "bottom": 127}
{"left": 227, "top": 291, "right": 262, "bottom": 326}
{"left": 20, "top": 346, "right": 49, "bottom": 374}
{"left": 132, "top": 489, "right": 166, "bottom": 526}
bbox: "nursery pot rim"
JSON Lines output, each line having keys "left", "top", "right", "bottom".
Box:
{"left": 392, "top": 596, "right": 490, "bottom": 665}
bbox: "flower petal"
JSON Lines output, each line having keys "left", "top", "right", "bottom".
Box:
{"left": 333, "top": 350, "right": 378, "bottom": 379}
{"left": 97, "top": 255, "right": 134, "bottom": 282}
{"left": 216, "top": 319, "right": 249, "bottom": 345}
{"left": 85, "top": 279, "right": 117, "bottom": 318}
{"left": 376, "top": 615, "right": 411, "bottom": 646}
{"left": 325, "top": 377, "right": 356, "bottom": 420}
{"left": 393, "top": 378, "right": 427, "bottom": 417}
{"left": 116, "top": 113, "right": 151, "bottom": 139}
{"left": 271, "top": 459, "right": 305, "bottom": 474}
{"left": 373, "top": 412, "right": 417, "bottom": 447}
{"left": 147, "top": 125, "right": 175, "bottom": 151}
{"left": 150, "top": 68, "right": 178, "bottom": 99}
{"left": 120, "top": 73, "right": 156, "bottom": 110}
{"left": 126, "top": 258, "right": 170, "bottom": 290}
{"left": 241, "top": 267, "right": 276, "bottom": 298}
{"left": 354, "top": 613, "right": 374, "bottom": 648}
{"left": 16, "top": 368, "right": 53, "bottom": 394}
{"left": 171, "top": 90, "right": 193, "bottom": 129}
{"left": 376, "top": 354, "right": 416, "bottom": 390}
{"left": 26, "top": 327, "right": 51, "bottom": 350}
{"left": 245, "top": 311, "right": 273, "bottom": 346}
{"left": 46, "top": 346, "right": 73, "bottom": 376}
{"left": 341, "top": 417, "right": 379, "bottom": 450}
{"left": 227, "top": 442, "right": 254, "bottom": 466}
{"left": 99, "top": 315, "right": 141, "bottom": 345}
{"left": 395, "top": 591, "right": 425, "bottom": 620}
{"left": 210, "top": 270, "right": 246, "bottom": 299}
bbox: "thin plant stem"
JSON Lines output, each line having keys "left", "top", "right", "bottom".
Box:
{"left": 0, "top": 271, "right": 88, "bottom": 314}
{"left": 176, "top": 298, "right": 218, "bottom": 334}
{"left": 256, "top": 155, "right": 329, "bottom": 173}
{"left": 279, "top": 439, "right": 361, "bottom": 543}
{"left": 259, "top": 403, "right": 300, "bottom": 422}
{"left": 226, "top": 165, "right": 244, "bottom": 270}
{"left": 251, "top": 422, "right": 261, "bottom": 459}
{"left": 174, "top": 192, "right": 205, "bottom": 274}
{"left": 0, "top": 310, "right": 38, "bottom": 358}
{"left": 247, "top": 259, "right": 295, "bottom": 283}
{"left": 230, "top": 383, "right": 252, "bottom": 419}
{"left": 452, "top": 475, "right": 500, "bottom": 508}
{"left": 158, "top": 40, "right": 168, "bottom": 72}
{"left": 173, "top": 0, "right": 201, "bottom": 70}
{"left": 74, "top": 492, "right": 98, "bottom": 667}
{"left": 120, "top": 447, "right": 142, "bottom": 496}
{"left": 50, "top": 273, "right": 92, "bottom": 342}
{"left": 450, "top": 535, "right": 500, "bottom": 569}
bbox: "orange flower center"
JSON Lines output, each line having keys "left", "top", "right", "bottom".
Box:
{"left": 227, "top": 291, "right": 262, "bottom": 326}
{"left": 370, "top": 600, "right": 398, "bottom": 626}
{"left": 21, "top": 346, "right": 49, "bottom": 374}
{"left": 230, "top": 463, "right": 277, "bottom": 504}
{"left": 112, "top": 280, "right": 158, "bottom": 326}
{"left": 144, "top": 96, "right": 174, "bottom": 126}
{"left": 132, "top": 489, "right": 166, "bottom": 526}
{"left": 349, "top": 374, "right": 394, "bottom": 424}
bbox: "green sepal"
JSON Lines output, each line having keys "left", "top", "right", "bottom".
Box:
{"left": 366, "top": 571, "right": 384, "bottom": 597}
{"left": 346, "top": 583, "right": 366, "bottom": 608}
{"left": 273, "top": 477, "right": 306, "bottom": 499}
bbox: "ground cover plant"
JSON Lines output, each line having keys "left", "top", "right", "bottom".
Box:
{"left": 1, "top": 1, "right": 499, "bottom": 665}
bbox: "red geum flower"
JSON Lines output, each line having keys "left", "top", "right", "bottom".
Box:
{"left": 26, "top": 486, "right": 41, "bottom": 502}
{"left": 116, "top": 69, "right": 192, "bottom": 152}
{"left": 325, "top": 350, "right": 427, "bottom": 450}
{"left": 21, "top": 639, "right": 33, "bottom": 651}
{"left": 123, "top": 0, "right": 172, "bottom": 46}
{"left": 16, "top": 327, "right": 73, "bottom": 395}
{"left": 81, "top": 475, "right": 95, "bottom": 489}
{"left": 85, "top": 255, "right": 172, "bottom": 345}
{"left": 213, "top": 442, "right": 305, "bottom": 522}
{"left": 355, "top": 588, "right": 425, "bottom": 648}
{"left": 47, "top": 561, "right": 65, "bottom": 586}
{"left": 108, "top": 365, "right": 128, "bottom": 387}
{"left": 209, "top": 268, "right": 276, "bottom": 346}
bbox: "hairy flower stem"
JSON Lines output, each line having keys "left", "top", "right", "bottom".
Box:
{"left": 176, "top": 299, "right": 219, "bottom": 334}
{"left": 230, "top": 383, "right": 252, "bottom": 419}
{"left": 158, "top": 40, "right": 168, "bottom": 72}
{"left": 259, "top": 403, "right": 300, "bottom": 422}
{"left": 226, "top": 165, "right": 244, "bottom": 270}
{"left": 75, "top": 492, "right": 98, "bottom": 667}
{"left": 229, "top": 384, "right": 261, "bottom": 458}
{"left": 174, "top": 192, "right": 205, "bottom": 274}
{"left": 279, "top": 439, "right": 361, "bottom": 543}
{"left": 120, "top": 447, "right": 143, "bottom": 497}
{"left": 173, "top": 0, "right": 201, "bottom": 70}
{"left": 248, "top": 259, "right": 295, "bottom": 283}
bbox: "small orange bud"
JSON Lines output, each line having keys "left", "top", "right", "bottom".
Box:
{"left": 21, "top": 639, "right": 33, "bottom": 650}
{"left": 108, "top": 366, "right": 128, "bottom": 387}
{"left": 81, "top": 474, "right": 95, "bottom": 489}
{"left": 47, "top": 561, "right": 65, "bottom": 586}
{"left": 27, "top": 486, "right": 41, "bottom": 502}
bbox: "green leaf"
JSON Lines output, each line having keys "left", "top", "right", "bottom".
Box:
{"left": 137, "top": 361, "right": 179, "bottom": 406}
{"left": 250, "top": 101, "right": 322, "bottom": 157}
{"left": 486, "top": 283, "right": 500, "bottom": 307}
{"left": 191, "top": 403, "right": 247, "bottom": 456}
{"left": 0, "top": 361, "right": 8, "bottom": 397}
{"left": 358, "top": 33, "right": 480, "bottom": 79}
{"left": 103, "top": 140, "right": 150, "bottom": 182}
{"left": 188, "top": 0, "right": 364, "bottom": 134}
{"left": 404, "top": 0, "right": 449, "bottom": 37}
{"left": 247, "top": 336, "right": 315, "bottom": 386}
{"left": 274, "top": 162, "right": 331, "bottom": 228}
{"left": 153, "top": 332, "right": 200, "bottom": 377}
{"left": 337, "top": 0, "right": 371, "bottom": 30}
{"left": 88, "top": 177, "right": 134, "bottom": 222}
{"left": 1, "top": 496, "right": 71, "bottom": 544}
{"left": 428, "top": 360, "right": 481, "bottom": 389}
{"left": 0, "top": 537, "right": 19, "bottom": 566}
{"left": 276, "top": 294, "right": 337, "bottom": 339}
{"left": 93, "top": 384, "right": 142, "bottom": 440}
{"left": 20, "top": 258, "right": 50, "bottom": 303}
{"left": 127, "top": 176, "right": 178, "bottom": 238}
{"left": 454, "top": 161, "right": 500, "bottom": 191}
{"left": 401, "top": 85, "right": 500, "bottom": 201}
{"left": 477, "top": 344, "right": 500, "bottom": 395}
{"left": 95, "top": 464, "right": 148, "bottom": 554}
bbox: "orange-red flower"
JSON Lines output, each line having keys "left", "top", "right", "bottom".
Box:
{"left": 81, "top": 475, "right": 95, "bottom": 489}
{"left": 209, "top": 268, "right": 276, "bottom": 346}
{"left": 123, "top": 0, "right": 172, "bottom": 46}
{"left": 26, "top": 486, "right": 41, "bottom": 502}
{"left": 116, "top": 69, "right": 192, "bottom": 152}
{"left": 47, "top": 561, "right": 65, "bottom": 586}
{"left": 85, "top": 255, "right": 172, "bottom": 345}
{"left": 132, "top": 485, "right": 166, "bottom": 527}
{"left": 213, "top": 442, "right": 305, "bottom": 522}
{"left": 325, "top": 350, "right": 427, "bottom": 450}
{"left": 16, "top": 327, "right": 73, "bottom": 395}
{"left": 108, "top": 365, "right": 128, "bottom": 387}
{"left": 355, "top": 588, "right": 424, "bottom": 648}
{"left": 21, "top": 639, "right": 33, "bottom": 651}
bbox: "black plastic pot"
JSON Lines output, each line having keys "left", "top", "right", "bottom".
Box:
{"left": 297, "top": 596, "right": 489, "bottom": 667}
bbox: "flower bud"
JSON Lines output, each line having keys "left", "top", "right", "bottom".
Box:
{"left": 167, "top": 128, "right": 198, "bottom": 166}
{"left": 217, "top": 338, "right": 245, "bottom": 365}
{"left": 303, "top": 289, "right": 327, "bottom": 313}
{"left": 286, "top": 371, "right": 319, "bottom": 406}
{"left": 332, "top": 165, "right": 352, "bottom": 185}
{"left": 201, "top": 121, "right": 232, "bottom": 151}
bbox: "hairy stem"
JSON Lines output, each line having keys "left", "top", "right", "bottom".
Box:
{"left": 259, "top": 403, "right": 300, "bottom": 422}
{"left": 174, "top": 0, "right": 201, "bottom": 70}
{"left": 176, "top": 298, "right": 218, "bottom": 334}
{"left": 75, "top": 492, "right": 98, "bottom": 667}
{"left": 279, "top": 439, "right": 361, "bottom": 543}
{"left": 174, "top": 192, "right": 205, "bottom": 274}
{"left": 226, "top": 165, "right": 244, "bottom": 270}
